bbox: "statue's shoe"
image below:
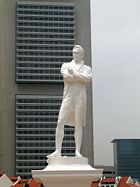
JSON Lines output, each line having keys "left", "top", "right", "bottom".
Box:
{"left": 47, "top": 151, "right": 61, "bottom": 158}
{"left": 75, "top": 150, "right": 83, "bottom": 158}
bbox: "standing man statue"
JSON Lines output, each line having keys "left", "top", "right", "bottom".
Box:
{"left": 47, "top": 45, "right": 92, "bottom": 158}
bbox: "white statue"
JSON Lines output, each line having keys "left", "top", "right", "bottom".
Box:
{"left": 47, "top": 45, "right": 92, "bottom": 158}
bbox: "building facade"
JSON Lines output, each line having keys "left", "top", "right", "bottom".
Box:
{"left": 0, "top": 0, "right": 93, "bottom": 178}
{"left": 112, "top": 139, "right": 140, "bottom": 179}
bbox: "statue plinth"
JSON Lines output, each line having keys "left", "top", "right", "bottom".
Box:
{"left": 32, "top": 157, "right": 103, "bottom": 187}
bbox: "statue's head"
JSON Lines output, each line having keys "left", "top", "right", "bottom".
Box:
{"left": 72, "top": 45, "right": 84, "bottom": 62}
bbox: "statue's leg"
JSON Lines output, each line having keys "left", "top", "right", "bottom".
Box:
{"left": 47, "top": 97, "right": 72, "bottom": 158}
{"left": 74, "top": 96, "right": 85, "bottom": 157}
{"left": 74, "top": 125, "right": 83, "bottom": 157}
{"left": 47, "top": 122, "right": 64, "bottom": 158}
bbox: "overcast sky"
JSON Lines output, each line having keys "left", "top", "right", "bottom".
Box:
{"left": 91, "top": 0, "right": 140, "bottom": 166}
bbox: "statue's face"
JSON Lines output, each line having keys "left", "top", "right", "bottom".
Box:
{"left": 73, "top": 48, "right": 83, "bottom": 62}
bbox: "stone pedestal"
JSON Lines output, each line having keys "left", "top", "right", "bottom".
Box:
{"left": 32, "top": 157, "right": 103, "bottom": 187}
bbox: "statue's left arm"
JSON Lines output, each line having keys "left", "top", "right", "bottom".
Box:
{"left": 73, "top": 66, "right": 92, "bottom": 83}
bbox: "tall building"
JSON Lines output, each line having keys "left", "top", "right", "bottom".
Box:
{"left": 0, "top": 0, "right": 93, "bottom": 178}
{"left": 112, "top": 139, "right": 140, "bottom": 179}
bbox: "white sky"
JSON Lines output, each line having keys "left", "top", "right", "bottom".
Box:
{"left": 91, "top": 0, "right": 140, "bottom": 166}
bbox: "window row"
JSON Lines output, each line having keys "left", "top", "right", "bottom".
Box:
{"left": 17, "top": 11, "right": 74, "bottom": 16}
{"left": 17, "top": 16, "right": 74, "bottom": 22}
{"left": 17, "top": 4, "right": 74, "bottom": 11}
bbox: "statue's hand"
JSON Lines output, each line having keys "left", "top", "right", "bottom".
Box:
{"left": 68, "top": 67, "right": 74, "bottom": 75}
{"left": 73, "top": 71, "right": 79, "bottom": 77}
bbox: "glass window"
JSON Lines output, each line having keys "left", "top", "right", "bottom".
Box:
{"left": 16, "top": 1, "right": 75, "bottom": 83}
{"left": 16, "top": 94, "right": 75, "bottom": 178}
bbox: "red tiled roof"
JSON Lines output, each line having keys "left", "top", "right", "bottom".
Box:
{"left": 19, "top": 179, "right": 29, "bottom": 183}
{"left": 118, "top": 177, "right": 130, "bottom": 187}
{"left": 30, "top": 179, "right": 43, "bottom": 187}
{"left": 120, "top": 177, "right": 129, "bottom": 184}
{"left": 129, "top": 185, "right": 138, "bottom": 187}
{"left": 91, "top": 177, "right": 139, "bottom": 187}
{"left": 4, "top": 174, "right": 139, "bottom": 187}
{"left": 91, "top": 180, "right": 99, "bottom": 187}
{"left": 107, "top": 177, "right": 138, "bottom": 187}
{"left": 10, "top": 176, "right": 18, "bottom": 182}
{"left": 13, "top": 184, "right": 23, "bottom": 187}
{"left": 11, "top": 179, "right": 43, "bottom": 187}
{"left": 101, "top": 178, "right": 116, "bottom": 183}
{"left": 91, "top": 176, "right": 136, "bottom": 187}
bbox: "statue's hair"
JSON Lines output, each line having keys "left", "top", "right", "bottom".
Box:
{"left": 73, "top": 45, "right": 84, "bottom": 58}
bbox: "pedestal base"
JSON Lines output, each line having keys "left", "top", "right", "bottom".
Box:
{"left": 32, "top": 157, "right": 103, "bottom": 187}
